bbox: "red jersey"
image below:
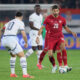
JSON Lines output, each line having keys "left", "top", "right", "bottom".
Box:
{"left": 43, "top": 15, "right": 66, "bottom": 39}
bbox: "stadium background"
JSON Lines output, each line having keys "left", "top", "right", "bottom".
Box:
{"left": 0, "top": 3, "right": 80, "bottom": 50}
{"left": 0, "top": 1, "right": 80, "bottom": 80}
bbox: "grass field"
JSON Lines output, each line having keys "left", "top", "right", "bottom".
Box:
{"left": 0, "top": 50, "right": 80, "bottom": 80}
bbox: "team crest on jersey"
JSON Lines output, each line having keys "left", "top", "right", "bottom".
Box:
{"left": 59, "top": 20, "right": 62, "bottom": 23}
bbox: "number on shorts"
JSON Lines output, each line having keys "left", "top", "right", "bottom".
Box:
{"left": 7, "top": 22, "right": 14, "bottom": 30}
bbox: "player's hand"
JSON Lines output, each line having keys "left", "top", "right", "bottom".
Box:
{"left": 36, "top": 37, "right": 39, "bottom": 44}
{"left": 72, "top": 32, "right": 77, "bottom": 38}
{"left": 38, "top": 30, "right": 42, "bottom": 35}
{"left": 24, "top": 43, "right": 28, "bottom": 48}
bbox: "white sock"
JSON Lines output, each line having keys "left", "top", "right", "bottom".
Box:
{"left": 25, "top": 49, "right": 34, "bottom": 58}
{"left": 20, "top": 57, "right": 27, "bottom": 75}
{"left": 37, "top": 50, "right": 42, "bottom": 64}
{"left": 10, "top": 57, "right": 16, "bottom": 74}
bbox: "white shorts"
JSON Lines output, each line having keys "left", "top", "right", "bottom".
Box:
{"left": 29, "top": 30, "right": 43, "bottom": 46}
{"left": 2, "top": 36, "right": 23, "bottom": 55}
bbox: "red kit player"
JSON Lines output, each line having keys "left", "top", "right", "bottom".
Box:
{"left": 36, "top": 5, "right": 77, "bottom": 73}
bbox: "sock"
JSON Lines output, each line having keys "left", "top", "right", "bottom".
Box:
{"left": 37, "top": 50, "right": 42, "bottom": 64}
{"left": 57, "top": 52, "right": 62, "bottom": 66}
{"left": 49, "top": 56, "right": 55, "bottom": 67}
{"left": 20, "top": 57, "right": 27, "bottom": 75}
{"left": 62, "top": 49, "right": 67, "bottom": 66}
{"left": 25, "top": 49, "right": 33, "bottom": 58}
{"left": 39, "top": 51, "right": 46, "bottom": 65}
{"left": 10, "top": 57, "right": 16, "bottom": 74}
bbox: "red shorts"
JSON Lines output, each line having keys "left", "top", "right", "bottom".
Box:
{"left": 44, "top": 35, "right": 64, "bottom": 52}
{"left": 44, "top": 34, "right": 49, "bottom": 52}
{"left": 48, "top": 37, "right": 65, "bottom": 50}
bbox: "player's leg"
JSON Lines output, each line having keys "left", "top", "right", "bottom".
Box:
{"left": 25, "top": 48, "right": 34, "bottom": 58}
{"left": 56, "top": 50, "right": 63, "bottom": 67}
{"left": 38, "top": 34, "right": 48, "bottom": 66}
{"left": 25, "top": 31, "right": 36, "bottom": 58}
{"left": 37, "top": 49, "right": 47, "bottom": 69}
{"left": 16, "top": 51, "right": 34, "bottom": 78}
{"left": 2, "top": 37, "right": 18, "bottom": 77}
{"left": 60, "top": 42, "right": 67, "bottom": 66}
{"left": 48, "top": 40, "right": 58, "bottom": 73}
{"left": 48, "top": 50, "right": 57, "bottom": 73}
{"left": 39, "top": 50, "right": 47, "bottom": 65}
{"left": 37, "top": 35, "right": 43, "bottom": 65}
{"left": 60, "top": 42, "right": 72, "bottom": 72}
{"left": 10, "top": 53, "right": 17, "bottom": 77}
{"left": 55, "top": 42, "right": 63, "bottom": 68}
{"left": 14, "top": 42, "right": 34, "bottom": 78}
{"left": 37, "top": 45, "right": 43, "bottom": 64}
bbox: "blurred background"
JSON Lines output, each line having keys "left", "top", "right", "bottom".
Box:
{"left": 0, "top": 0, "right": 80, "bottom": 49}
{"left": 0, "top": 0, "right": 80, "bottom": 8}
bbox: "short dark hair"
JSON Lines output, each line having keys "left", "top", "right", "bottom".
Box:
{"left": 34, "top": 4, "right": 40, "bottom": 8}
{"left": 52, "top": 5, "right": 59, "bottom": 10}
{"left": 16, "top": 11, "right": 23, "bottom": 17}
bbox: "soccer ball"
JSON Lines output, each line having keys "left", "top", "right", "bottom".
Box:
{"left": 59, "top": 67, "right": 67, "bottom": 74}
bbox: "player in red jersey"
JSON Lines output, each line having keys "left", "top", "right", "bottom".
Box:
{"left": 36, "top": 5, "right": 77, "bottom": 73}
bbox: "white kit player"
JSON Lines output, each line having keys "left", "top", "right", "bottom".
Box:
{"left": 25, "top": 5, "right": 43, "bottom": 66}
{"left": 0, "top": 12, "right": 34, "bottom": 78}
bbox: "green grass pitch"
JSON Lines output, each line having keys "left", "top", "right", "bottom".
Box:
{"left": 0, "top": 50, "right": 80, "bottom": 80}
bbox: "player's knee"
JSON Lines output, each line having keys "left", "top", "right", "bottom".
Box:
{"left": 61, "top": 46, "right": 65, "bottom": 50}
{"left": 60, "top": 43, "right": 65, "bottom": 50}
{"left": 10, "top": 53, "right": 16, "bottom": 57}
{"left": 56, "top": 50, "right": 61, "bottom": 53}
{"left": 44, "top": 50, "right": 47, "bottom": 54}
{"left": 48, "top": 52, "right": 53, "bottom": 56}
{"left": 17, "top": 52, "right": 25, "bottom": 58}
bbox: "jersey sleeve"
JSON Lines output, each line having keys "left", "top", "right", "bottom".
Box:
{"left": 19, "top": 22, "right": 25, "bottom": 31}
{"left": 4, "top": 23, "right": 8, "bottom": 28}
{"left": 29, "top": 15, "right": 34, "bottom": 22}
{"left": 62, "top": 18, "right": 66, "bottom": 27}
{"left": 43, "top": 17, "right": 48, "bottom": 27}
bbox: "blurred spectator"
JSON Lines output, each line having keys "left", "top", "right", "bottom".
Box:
{"left": 35, "top": 0, "right": 39, "bottom": 3}
{"left": 0, "top": 0, "right": 80, "bottom": 9}
{"left": 66, "top": 11, "right": 72, "bottom": 21}
{"left": 75, "top": 0, "right": 80, "bottom": 9}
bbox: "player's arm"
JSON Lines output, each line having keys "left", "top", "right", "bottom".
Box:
{"left": 38, "top": 25, "right": 45, "bottom": 36}
{"left": 36, "top": 25, "right": 45, "bottom": 44}
{"left": 21, "top": 30, "right": 28, "bottom": 48}
{"left": 64, "top": 26, "right": 77, "bottom": 38}
{"left": 29, "top": 15, "right": 39, "bottom": 30}
{"left": 29, "top": 21, "right": 39, "bottom": 30}
{"left": 0, "top": 27, "right": 5, "bottom": 46}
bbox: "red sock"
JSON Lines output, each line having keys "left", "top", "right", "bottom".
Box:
{"left": 49, "top": 56, "right": 55, "bottom": 67}
{"left": 39, "top": 51, "right": 47, "bottom": 65}
{"left": 62, "top": 49, "right": 67, "bottom": 66}
{"left": 57, "top": 52, "right": 62, "bottom": 66}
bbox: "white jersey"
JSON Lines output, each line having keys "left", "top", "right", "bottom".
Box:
{"left": 4, "top": 18, "right": 25, "bottom": 36}
{"left": 29, "top": 12, "right": 43, "bottom": 29}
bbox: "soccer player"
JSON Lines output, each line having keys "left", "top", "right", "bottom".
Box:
{"left": 36, "top": 5, "right": 77, "bottom": 72}
{"left": 25, "top": 5, "right": 43, "bottom": 65}
{"left": 0, "top": 12, "right": 34, "bottom": 78}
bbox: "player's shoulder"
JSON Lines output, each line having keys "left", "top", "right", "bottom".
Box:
{"left": 29, "top": 12, "right": 36, "bottom": 17}
{"left": 15, "top": 19, "right": 24, "bottom": 26}
{"left": 45, "top": 15, "right": 52, "bottom": 20}
{"left": 9, "top": 19, "right": 14, "bottom": 23}
{"left": 59, "top": 15, "right": 66, "bottom": 20}
{"left": 40, "top": 14, "right": 43, "bottom": 18}
{"left": 46, "top": 15, "right": 52, "bottom": 19}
